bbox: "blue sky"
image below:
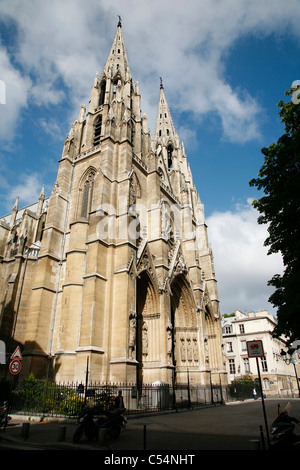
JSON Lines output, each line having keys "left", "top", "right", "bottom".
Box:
{"left": 0, "top": 0, "right": 299, "bottom": 315}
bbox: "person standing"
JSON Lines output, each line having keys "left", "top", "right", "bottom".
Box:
{"left": 115, "top": 390, "right": 125, "bottom": 410}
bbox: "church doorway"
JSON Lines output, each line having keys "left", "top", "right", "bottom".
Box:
{"left": 136, "top": 270, "right": 159, "bottom": 386}
{"left": 170, "top": 274, "right": 198, "bottom": 384}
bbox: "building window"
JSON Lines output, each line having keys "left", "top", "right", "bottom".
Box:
{"left": 241, "top": 340, "right": 247, "bottom": 351}
{"left": 261, "top": 357, "right": 268, "bottom": 372}
{"left": 224, "top": 325, "right": 232, "bottom": 334}
{"left": 81, "top": 171, "right": 95, "bottom": 218}
{"left": 243, "top": 357, "right": 250, "bottom": 373}
{"left": 226, "top": 342, "right": 233, "bottom": 353}
{"left": 239, "top": 324, "right": 245, "bottom": 334}
{"left": 93, "top": 116, "right": 102, "bottom": 146}
{"left": 99, "top": 80, "right": 106, "bottom": 105}
{"left": 263, "top": 378, "right": 270, "bottom": 390}
{"left": 229, "top": 359, "right": 235, "bottom": 374}
{"left": 167, "top": 144, "right": 173, "bottom": 168}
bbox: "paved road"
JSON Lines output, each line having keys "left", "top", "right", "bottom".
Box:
{"left": 107, "top": 398, "right": 300, "bottom": 451}
{"left": 0, "top": 398, "right": 299, "bottom": 453}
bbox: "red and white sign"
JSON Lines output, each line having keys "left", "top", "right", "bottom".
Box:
{"left": 246, "top": 340, "right": 264, "bottom": 358}
{"left": 9, "top": 346, "right": 23, "bottom": 375}
{"left": 9, "top": 359, "right": 22, "bottom": 375}
{"left": 11, "top": 346, "right": 23, "bottom": 360}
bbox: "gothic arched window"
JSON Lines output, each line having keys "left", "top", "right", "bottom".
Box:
{"left": 81, "top": 170, "right": 95, "bottom": 218}
{"left": 93, "top": 116, "right": 102, "bottom": 146}
{"left": 99, "top": 80, "right": 106, "bottom": 105}
{"left": 167, "top": 144, "right": 173, "bottom": 168}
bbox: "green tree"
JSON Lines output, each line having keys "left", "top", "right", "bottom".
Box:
{"left": 249, "top": 85, "right": 300, "bottom": 345}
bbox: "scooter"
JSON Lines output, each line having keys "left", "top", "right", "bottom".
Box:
{"left": 73, "top": 404, "right": 98, "bottom": 443}
{"left": 0, "top": 401, "right": 11, "bottom": 432}
{"left": 97, "top": 409, "right": 127, "bottom": 438}
{"left": 73, "top": 404, "right": 126, "bottom": 443}
{"left": 270, "top": 403, "right": 300, "bottom": 449}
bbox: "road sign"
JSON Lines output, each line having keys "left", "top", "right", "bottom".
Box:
{"left": 247, "top": 340, "right": 270, "bottom": 448}
{"left": 246, "top": 340, "right": 264, "bottom": 358}
{"left": 9, "top": 359, "right": 22, "bottom": 375}
{"left": 11, "top": 346, "right": 23, "bottom": 360}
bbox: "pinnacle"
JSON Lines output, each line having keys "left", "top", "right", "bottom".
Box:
{"left": 154, "top": 84, "right": 176, "bottom": 146}
{"left": 102, "top": 21, "right": 131, "bottom": 82}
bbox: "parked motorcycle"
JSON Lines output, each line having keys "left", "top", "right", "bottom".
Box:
{"left": 97, "top": 409, "right": 127, "bottom": 438}
{"left": 73, "top": 404, "right": 126, "bottom": 443}
{"left": 270, "top": 403, "right": 300, "bottom": 449}
{"left": 0, "top": 401, "right": 11, "bottom": 431}
{"left": 73, "top": 404, "right": 98, "bottom": 443}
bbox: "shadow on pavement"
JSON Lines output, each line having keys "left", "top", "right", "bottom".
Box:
{"left": 1, "top": 399, "right": 299, "bottom": 452}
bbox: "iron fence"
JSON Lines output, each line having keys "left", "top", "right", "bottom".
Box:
{"left": 8, "top": 380, "right": 227, "bottom": 417}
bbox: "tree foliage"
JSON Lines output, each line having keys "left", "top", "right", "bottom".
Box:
{"left": 249, "top": 86, "right": 300, "bottom": 345}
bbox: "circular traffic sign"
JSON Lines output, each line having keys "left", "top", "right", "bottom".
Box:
{"left": 9, "top": 359, "right": 21, "bottom": 375}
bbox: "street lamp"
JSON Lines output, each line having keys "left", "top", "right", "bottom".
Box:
{"left": 280, "top": 349, "right": 300, "bottom": 398}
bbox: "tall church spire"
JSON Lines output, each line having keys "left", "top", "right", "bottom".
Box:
{"left": 154, "top": 80, "right": 177, "bottom": 148}
{"left": 154, "top": 80, "right": 180, "bottom": 172}
{"left": 102, "top": 19, "right": 131, "bottom": 82}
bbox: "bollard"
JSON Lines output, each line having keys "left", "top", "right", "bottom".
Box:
{"left": 249, "top": 439, "right": 261, "bottom": 450}
{"left": 259, "top": 425, "right": 265, "bottom": 450}
{"left": 143, "top": 424, "right": 146, "bottom": 450}
{"left": 99, "top": 428, "right": 108, "bottom": 445}
{"left": 57, "top": 425, "right": 66, "bottom": 442}
{"left": 21, "top": 422, "right": 30, "bottom": 438}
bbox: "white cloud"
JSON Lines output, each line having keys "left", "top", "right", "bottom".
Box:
{"left": 39, "top": 117, "right": 65, "bottom": 140}
{"left": 1, "top": 0, "right": 300, "bottom": 144}
{"left": 0, "top": 45, "right": 31, "bottom": 142}
{"left": 5, "top": 173, "right": 45, "bottom": 210}
{"left": 206, "top": 199, "right": 284, "bottom": 315}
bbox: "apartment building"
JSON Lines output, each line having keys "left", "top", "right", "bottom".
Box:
{"left": 222, "top": 309, "right": 300, "bottom": 397}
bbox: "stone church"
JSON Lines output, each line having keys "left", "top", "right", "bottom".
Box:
{"left": 0, "top": 21, "right": 226, "bottom": 387}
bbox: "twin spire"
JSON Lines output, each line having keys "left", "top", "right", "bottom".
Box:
{"left": 154, "top": 80, "right": 177, "bottom": 148}
{"left": 103, "top": 17, "right": 131, "bottom": 82}
{"left": 103, "top": 20, "right": 176, "bottom": 148}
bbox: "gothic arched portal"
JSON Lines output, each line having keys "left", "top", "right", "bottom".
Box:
{"left": 203, "top": 306, "right": 219, "bottom": 371}
{"left": 136, "top": 270, "right": 159, "bottom": 385}
{"left": 170, "top": 274, "right": 198, "bottom": 383}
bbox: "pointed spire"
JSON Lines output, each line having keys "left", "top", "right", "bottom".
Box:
{"left": 154, "top": 80, "right": 176, "bottom": 146}
{"left": 10, "top": 196, "right": 19, "bottom": 227}
{"left": 37, "top": 185, "right": 45, "bottom": 216}
{"left": 12, "top": 195, "right": 19, "bottom": 212}
{"left": 39, "top": 185, "right": 45, "bottom": 200}
{"left": 102, "top": 21, "right": 131, "bottom": 82}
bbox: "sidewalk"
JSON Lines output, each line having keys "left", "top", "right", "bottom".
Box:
{"left": 0, "top": 414, "right": 104, "bottom": 450}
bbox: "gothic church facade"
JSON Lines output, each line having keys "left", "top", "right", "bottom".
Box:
{"left": 0, "top": 23, "right": 226, "bottom": 386}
